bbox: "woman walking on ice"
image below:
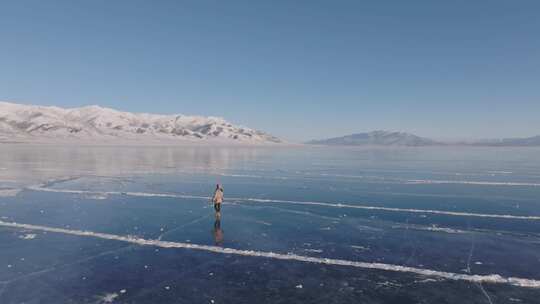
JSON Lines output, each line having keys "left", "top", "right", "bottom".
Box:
{"left": 211, "top": 184, "right": 224, "bottom": 245}
{"left": 212, "top": 184, "right": 224, "bottom": 213}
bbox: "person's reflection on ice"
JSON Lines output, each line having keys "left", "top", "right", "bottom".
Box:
{"left": 212, "top": 212, "right": 224, "bottom": 246}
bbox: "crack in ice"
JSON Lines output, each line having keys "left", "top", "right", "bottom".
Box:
{"left": 465, "top": 223, "right": 494, "bottom": 304}
{"left": 406, "top": 179, "right": 540, "bottom": 187}
{"left": 158, "top": 214, "right": 212, "bottom": 241}
{"left": 1, "top": 220, "right": 540, "bottom": 289}
{"left": 0, "top": 244, "right": 133, "bottom": 286}
{"left": 28, "top": 186, "right": 540, "bottom": 221}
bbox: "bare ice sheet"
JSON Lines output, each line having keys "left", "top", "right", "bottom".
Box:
{"left": 1, "top": 144, "right": 540, "bottom": 303}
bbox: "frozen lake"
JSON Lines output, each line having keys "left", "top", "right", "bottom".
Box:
{"left": 1, "top": 144, "right": 540, "bottom": 303}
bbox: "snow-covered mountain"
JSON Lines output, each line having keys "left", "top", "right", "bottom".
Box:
{"left": 0, "top": 101, "right": 281, "bottom": 144}
{"left": 306, "top": 131, "right": 438, "bottom": 146}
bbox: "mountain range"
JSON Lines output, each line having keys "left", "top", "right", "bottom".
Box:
{"left": 2, "top": 102, "right": 538, "bottom": 146}
{"left": 307, "top": 131, "right": 540, "bottom": 147}
{"left": 0, "top": 102, "right": 281, "bottom": 144}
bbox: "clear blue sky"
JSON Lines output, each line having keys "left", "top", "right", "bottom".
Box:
{"left": 1, "top": 0, "right": 539, "bottom": 142}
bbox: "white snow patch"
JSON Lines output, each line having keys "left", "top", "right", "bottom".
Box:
{"left": 414, "top": 278, "right": 441, "bottom": 284}
{"left": 85, "top": 193, "right": 109, "bottom": 200}
{"left": 254, "top": 220, "right": 272, "bottom": 226}
{"left": 377, "top": 281, "right": 403, "bottom": 288}
{"left": 394, "top": 224, "right": 466, "bottom": 234}
{"left": 351, "top": 245, "right": 370, "bottom": 251}
{"left": 19, "top": 233, "right": 37, "bottom": 240}
{"left": 423, "top": 226, "right": 465, "bottom": 234}
{"left": 99, "top": 292, "right": 119, "bottom": 303}
{"left": 486, "top": 171, "right": 513, "bottom": 174}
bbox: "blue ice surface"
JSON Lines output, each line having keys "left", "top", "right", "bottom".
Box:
{"left": 1, "top": 145, "right": 540, "bottom": 303}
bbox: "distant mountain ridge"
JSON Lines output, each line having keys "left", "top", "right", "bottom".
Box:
{"left": 465, "top": 136, "right": 540, "bottom": 147}
{"left": 0, "top": 101, "right": 281, "bottom": 144}
{"left": 307, "top": 131, "right": 437, "bottom": 146}
{"left": 308, "top": 131, "right": 540, "bottom": 147}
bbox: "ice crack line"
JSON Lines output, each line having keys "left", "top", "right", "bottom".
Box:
{"left": 158, "top": 214, "right": 212, "bottom": 241}
{"left": 406, "top": 179, "right": 540, "bottom": 187}
{"left": 477, "top": 282, "right": 495, "bottom": 304}
{"left": 27, "top": 186, "right": 540, "bottom": 221}
{"left": 1, "top": 220, "right": 540, "bottom": 289}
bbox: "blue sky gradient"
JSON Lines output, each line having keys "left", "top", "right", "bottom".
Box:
{"left": 1, "top": 0, "right": 539, "bottom": 141}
